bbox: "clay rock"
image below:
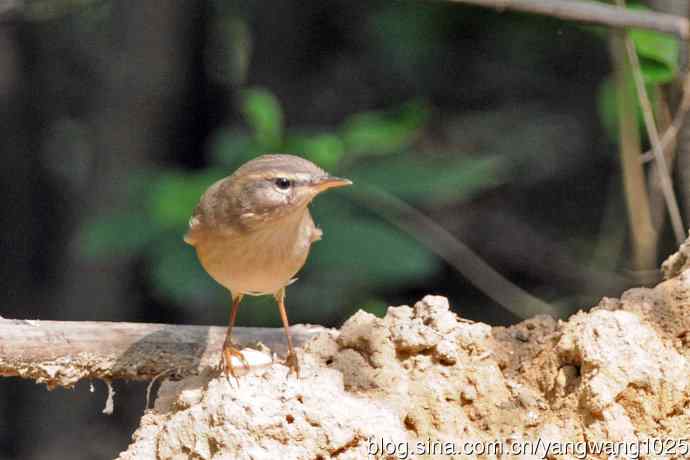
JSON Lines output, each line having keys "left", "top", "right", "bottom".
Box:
{"left": 557, "top": 309, "right": 688, "bottom": 415}
{"left": 661, "top": 233, "right": 690, "bottom": 279}
{"left": 120, "top": 295, "right": 519, "bottom": 459}
{"left": 118, "top": 273, "right": 690, "bottom": 459}
{"left": 119, "top": 357, "right": 410, "bottom": 460}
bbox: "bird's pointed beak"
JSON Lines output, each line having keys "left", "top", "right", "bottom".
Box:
{"left": 311, "top": 175, "right": 353, "bottom": 193}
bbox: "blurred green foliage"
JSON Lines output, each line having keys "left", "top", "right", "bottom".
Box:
{"left": 629, "top": 28, "right": 678, "bottom": 84}
{"left": 81, "top": 84, "right": 504, "bottom": 322}
{"left": 341, "top": 102, "right": 430, "bottom": 158}
{"left": 78, "top": 0, "right": 681, "bottom": 326}
{"left": 241, "top": 89, "right": 284, "bottom": 150}
{"left": 81, "top": 1, "right": 649, "bottom": 325}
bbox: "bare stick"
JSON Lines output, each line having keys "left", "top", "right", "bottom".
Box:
{"left": 647, "top": 88, "right": 676, "bottom": 232}
{"left": 442, "top": 0, "right": 689, "bottom": 38}
{"left": 610, "top": 32, "right": 658, "bottom": 272}
{"left": 0, "top": 319, "right": 327, "bottom": 389}
{"left": 617, "top": 2, "right": 686, "bottom": 245}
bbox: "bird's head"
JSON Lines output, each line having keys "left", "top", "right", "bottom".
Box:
{"left": 229, "top": 154, "right": 351, "bottom": 227}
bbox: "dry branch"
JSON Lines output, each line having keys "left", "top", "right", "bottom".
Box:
{"left": 621, "top": 18, "right": 686, "bottom": 245}
{"left": 0, "top": 318, "right": 327, "bottom": 389}
{"left": 444, "top": 0, "right": 689, "bottom": 39}
{"left": 610, "top": 32, "right": 658, "bottom": 272}
{"left": 641, "top": 73, "right": 690, "bottom": 164}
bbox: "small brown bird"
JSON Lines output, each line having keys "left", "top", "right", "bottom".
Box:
{"left": 184, "top": 154, "right": 351, "bottom": 378}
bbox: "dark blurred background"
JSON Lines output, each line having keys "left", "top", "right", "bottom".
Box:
{"left": 1, "top": 0, "right": 688, "bottom": 458}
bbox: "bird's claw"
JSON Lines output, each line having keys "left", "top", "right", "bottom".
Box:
{"left": 220, "top": 343, "right": 250, "bottom": 383}
{"left": 285, "top": 351, "right": 300, "bottom": 377}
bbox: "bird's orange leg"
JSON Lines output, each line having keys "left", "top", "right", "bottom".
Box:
{"left": 221, "top": 293, "right": 248, "bottom": 380}
{"left": 275, "top": 288, "right": 300, "bottom": 376}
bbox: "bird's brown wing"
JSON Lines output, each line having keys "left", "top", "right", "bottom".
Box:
{"left": 184, "top": 176, "right": 234, "bottom": 246}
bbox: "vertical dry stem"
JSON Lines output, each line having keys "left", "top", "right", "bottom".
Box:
{"left": 610, "top": 33, "right": 658, "bottom": 271}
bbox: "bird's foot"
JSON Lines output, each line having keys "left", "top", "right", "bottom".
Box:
{"left": 220, "top": 342, "right": 250, "bottom": 383}
{"left": 285, "top": 351, "right": 300, "bottom": 377}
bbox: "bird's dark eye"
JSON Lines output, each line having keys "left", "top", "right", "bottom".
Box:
{"left": 275, "top": 177, "right": 292, "bottom": 190}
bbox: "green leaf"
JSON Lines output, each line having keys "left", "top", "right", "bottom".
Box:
{"left": 309, "top": 216, "right": 439, "bottom": 286}
{"left": 347, "top": 155, "right": 503, "bottom": 204}
{"left": 629, "top": 28, "right": 679, "bottom": 84}
{"left": 341, "top": 100, "right": 430, "bottom": 156}
{"left": 624, "top": 3, "right": 679, "bottom": 84}
{"left": 240, "top": 87, "right": 284, "bottom": 149}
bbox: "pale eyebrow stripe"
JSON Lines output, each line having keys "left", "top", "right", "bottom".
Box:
{"left": 248, "top": 172, "right": 312, "bottom": 185}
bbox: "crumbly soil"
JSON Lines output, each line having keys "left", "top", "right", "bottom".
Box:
{"left": 118, "top": 241, "right": 690, "bottom": 459}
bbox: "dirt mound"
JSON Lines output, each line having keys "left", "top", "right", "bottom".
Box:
{"left": 119, "top": 247, "right": 690, "bottom": 459}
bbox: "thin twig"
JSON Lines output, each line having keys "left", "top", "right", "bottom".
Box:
{"left": 647, "top": 87, "right": 677, "bottom": 232}
{"left": 442, "top": 0, "right": 689, "bottom": 38}
{"left": 640, "top": 71, "right": 690, "bottom": 163}
{"left": 617, "top": 1, "right": 686, "bottom": 245}
{"left": 350, "top": 185, "right": 559, "bottom": 319}
{"left": 145, "top": 368, "right": 178, "bottom": 410}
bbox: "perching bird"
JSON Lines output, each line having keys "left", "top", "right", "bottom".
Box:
{"left": 184, "top": 154, "right": 351, "bottom": 378}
